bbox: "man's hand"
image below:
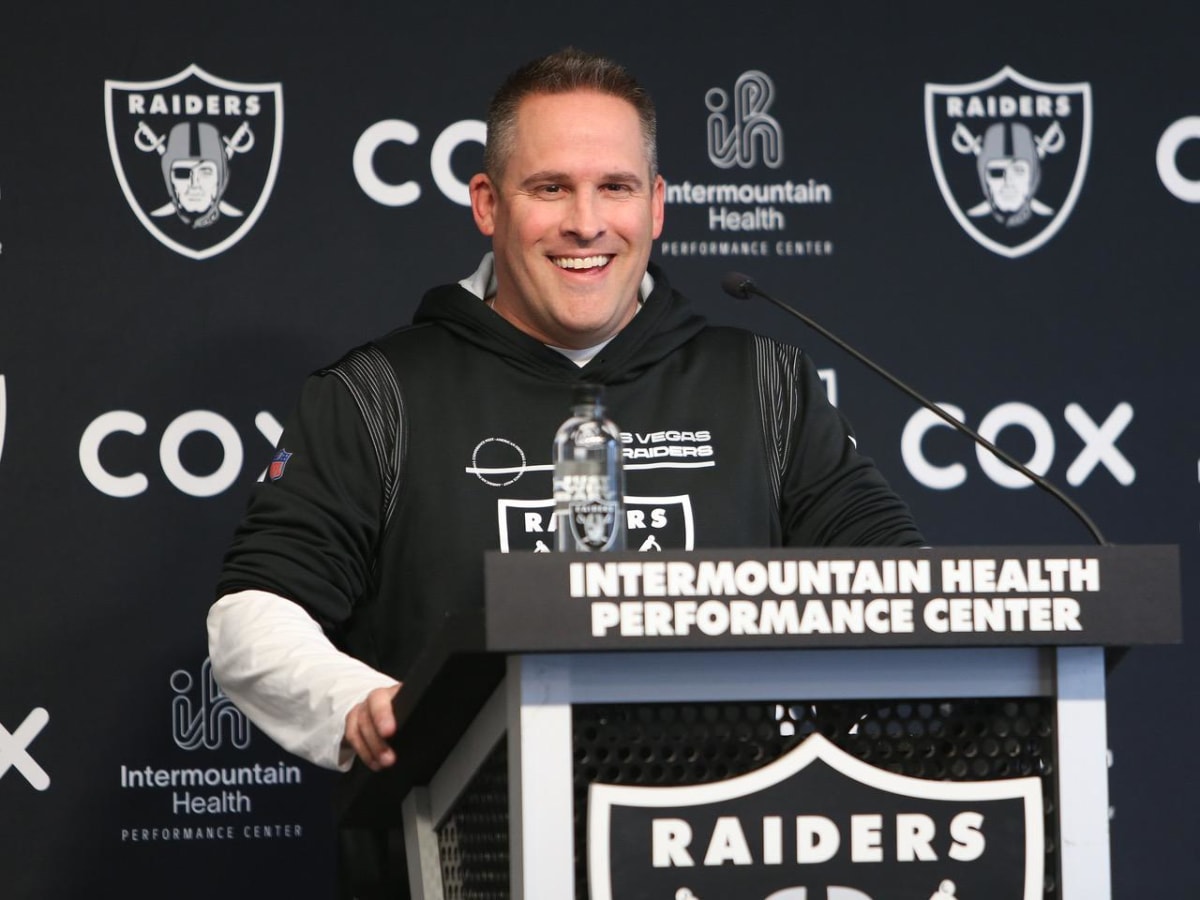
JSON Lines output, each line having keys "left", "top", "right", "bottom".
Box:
{"left": 343, "top": 683, "right": 402, "bottom": 770}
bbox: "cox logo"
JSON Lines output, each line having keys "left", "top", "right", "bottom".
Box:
{"left": 79, "top": 409, "right": 281, "bottom": 498}
{"left": 354, "top": 118, "right": 485, "bottom": 207}
{"left": 0, "top": 707, "right": 50, "bottom": 791}
{"left": 1157, "top": 117, "right": 1200, "bottom": 203}
{"left": 901, "top": 401, "right": 1134, "bottom": 490}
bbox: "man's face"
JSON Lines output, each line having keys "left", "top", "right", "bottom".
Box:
{"left": 470, "top": 91, "right": 665, "bottom": 350}
{"left": 984, "top": 157, "right": 1033, "bottom": 213}
{"left": 171, "top": 158, "right": 220, "bottom": 213}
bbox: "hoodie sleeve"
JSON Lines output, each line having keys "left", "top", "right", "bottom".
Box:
{"left": 216, "top": 353, "right": 390, "bottom": 628}
{"left": 755, "top": 336, "right": 925, "bottom": 548}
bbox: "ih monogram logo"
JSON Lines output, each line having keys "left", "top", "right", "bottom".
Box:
{"left": 706, "top": 71, "right": 784, "bottom": 170}
{"left": 0, "top": 708, "right": 50, "bottom": 791}
{"left": 170, "top": 658, "right": 251, "bottom": 750}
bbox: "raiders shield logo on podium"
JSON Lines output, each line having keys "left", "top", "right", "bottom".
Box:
{"left": 589, "top": 732, "right": 1044, "bottom": 900}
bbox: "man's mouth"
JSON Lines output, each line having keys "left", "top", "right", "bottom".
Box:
{"left": 551, "top": 255, "right": 612, "bottom": 271}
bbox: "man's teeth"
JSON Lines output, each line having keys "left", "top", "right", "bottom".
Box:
{"left": 553, "top": 255, "right": 611, "bottom": 270}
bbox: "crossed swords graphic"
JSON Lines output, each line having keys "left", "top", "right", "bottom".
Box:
{"left": 133, "top": 119, "right": 254, "bottom": 218}
{"left": 952, "top": 120, "right": 1065, "bottom": 218}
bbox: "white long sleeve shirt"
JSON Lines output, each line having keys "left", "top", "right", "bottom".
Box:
{"left": 207, "top": 590, "right": 398, "bottom": 770}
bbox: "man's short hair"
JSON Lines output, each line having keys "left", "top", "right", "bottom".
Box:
{"left": 484, "top": 47, "right": 658, "bottom": 181}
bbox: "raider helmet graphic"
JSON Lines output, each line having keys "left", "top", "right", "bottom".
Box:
{"left": 105, "top": 64, "right": 282, "bottom": 260}
{"left": 159, "top": 122, "right": 233, "bottom": 227}
{"left": 977, "top": 122, "right": 1043, "bottom": 226}
{"left": 925, "top": 66, "right": 1091, "bottom": 258}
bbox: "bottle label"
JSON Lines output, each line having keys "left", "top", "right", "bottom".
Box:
{"left": 555, "top": 471, "right": 620, "bottom": 551}
{"left": 571, "top": 421, "right": 609, "bottom": 448}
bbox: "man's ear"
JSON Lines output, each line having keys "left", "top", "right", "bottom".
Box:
{"left": 470, "top": 173, "right": 498, "bottom": 236}
{"left": 651, "top": 174, "right": 666, "bottom": 239}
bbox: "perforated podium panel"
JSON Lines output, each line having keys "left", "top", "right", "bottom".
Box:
{"left": 436, "top": 741, "right": 508, "bottom": 899}
{"left": 571, "top": 698, "right": 1060, "bottom": 898}
{"left": 432, "top": 696, "right": 1060, "bottom": 899}
{"left": 394, "top": 647, "right": 1104, "bottom": 900}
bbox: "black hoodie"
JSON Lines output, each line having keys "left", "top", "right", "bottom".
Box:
{"left": 219, "top": 263, "right": 923, "bottom": 677}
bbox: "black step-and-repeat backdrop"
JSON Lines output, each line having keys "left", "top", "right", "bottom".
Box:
{"left": 1, "top": 3, "right": 1195, "bottom": 897}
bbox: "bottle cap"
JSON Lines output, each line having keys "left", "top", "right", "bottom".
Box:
{"left": 573, "top": 382, "right": 604, "bottom": 405}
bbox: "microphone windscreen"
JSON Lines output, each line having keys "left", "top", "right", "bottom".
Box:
{"left": 721, "top": 271, "right": 756, "bottom": 300}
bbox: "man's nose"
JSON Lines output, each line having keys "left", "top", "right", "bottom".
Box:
{"left": 563, "top": 189, "right": 605, "bottom": 241}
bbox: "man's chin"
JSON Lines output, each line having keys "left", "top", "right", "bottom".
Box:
{"left": 550, "top": 315, "right": 632, "bottom": 350}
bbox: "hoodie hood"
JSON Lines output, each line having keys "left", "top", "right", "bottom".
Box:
{"left": 411, "top": 259, "right": 708, "bottom": 385}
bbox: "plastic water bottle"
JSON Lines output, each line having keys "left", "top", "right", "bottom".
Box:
{"left": 553, "top": 383, "right": 625, "bottom": 551}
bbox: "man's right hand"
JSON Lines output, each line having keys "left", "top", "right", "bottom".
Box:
{"left": 343, "top": 683, "right": 402, "bottom": 770}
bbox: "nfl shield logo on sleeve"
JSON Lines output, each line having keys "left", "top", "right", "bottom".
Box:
{"left": 268, "top": 449, "right": 292, "bottom": 481}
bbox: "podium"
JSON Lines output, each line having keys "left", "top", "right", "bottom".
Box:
{"left": 337, "top": 546, "right": 1181, "bottom": 900}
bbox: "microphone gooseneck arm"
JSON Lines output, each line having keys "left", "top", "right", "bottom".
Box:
{"left": 722, "top": 271, "right": 1108, "bottom": 546}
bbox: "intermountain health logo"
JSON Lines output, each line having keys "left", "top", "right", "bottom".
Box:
{"left": 926, "top": 67, "right": 1092, "bottom": 258}
{"left": 706, "top": 70, "right": 784, "bottom": 169}
{"left": 105, "top": 64, "right": 283, "bottom": 260}
{"left": 660, "top": 70, "right": 834, "bottom": 261}
{"left": 117, "top": 659, "right": 305, "bottom": 843}
{"left": 589, "top": 733, "right": 1043, "bottom": 900}
{"left": 171, "top": 658, "right": 251, "bottom": 751}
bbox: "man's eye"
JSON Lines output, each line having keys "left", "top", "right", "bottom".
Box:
{"left": 603, "top": 183, "right": 632, "bottom": 193}
{"left": 538, "top": 184, "right": 563, "bottom": 195}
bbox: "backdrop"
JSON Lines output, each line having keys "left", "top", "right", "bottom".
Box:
{"left": 1, "top": 2, "right": 1195, "bottom": 896}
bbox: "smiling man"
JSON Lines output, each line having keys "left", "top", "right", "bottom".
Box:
{"left": 471, "top": 89, "right": 664, "bottom": 349}
{"left": 208, "top": 48, "right": 922, "bottom": 898}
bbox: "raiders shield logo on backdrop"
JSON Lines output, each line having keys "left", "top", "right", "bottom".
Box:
{"left": 925, "top": 66, "right": 1091, "bottom": 258}
{"left": 105, "top": 64, "right": 283, "bottom": 260}
{"left": 589, "top": 733, "right": 1043, "bottom": 900}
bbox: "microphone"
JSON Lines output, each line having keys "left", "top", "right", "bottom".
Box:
{"left": 722, "top": 271, "right": 1108, "bottom": 546}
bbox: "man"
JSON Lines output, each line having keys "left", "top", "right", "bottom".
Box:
{"left": 209, "top": 48, "right": 923, "bottom": 895}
